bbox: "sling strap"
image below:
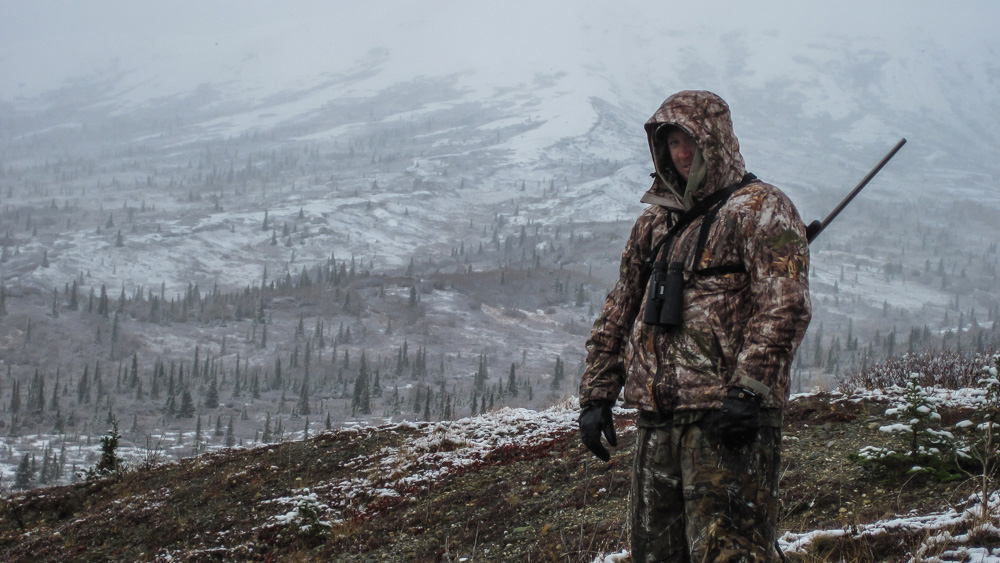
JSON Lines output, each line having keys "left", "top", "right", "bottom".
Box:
{"left": 648, "top": 173, "right": 757, "bottom": 272}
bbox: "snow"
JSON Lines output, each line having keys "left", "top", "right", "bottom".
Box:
{"left": 2, "top": 1, "right": 999, "bottom": 315}
{"left": 591, "top": 551, "right": 630, "bottom": 563}
{"left": 779, "top": 491, "right": 1000, "bottom": 563}
{"left": 265, "top": 490, "right": 332, "bottom": 534}
{"left": 242, "top": 389, "right": 1000, "bottom": 561}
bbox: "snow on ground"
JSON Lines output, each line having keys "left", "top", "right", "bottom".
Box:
{"left": 809, "top": 247, "right": 950, "bottom": 313}
{"left": 255, "top": 401, "right": 581, "bottom": 529}
{"left": 779, "top": 491, "right": 1000, "bottom": 563}
{"left": 254, "top": 387, "right": 999, "bottom": 561}
{"left": 4, "top": 385, "right": 998, "bottom": 560}
{"left": 802, "top": 385, "right": 996, "bottom": 411}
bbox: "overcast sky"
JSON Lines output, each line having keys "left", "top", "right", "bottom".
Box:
{"left": 2, "top": 1, "right": 997, "bottom": 104}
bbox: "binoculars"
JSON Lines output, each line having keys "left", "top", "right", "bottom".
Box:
{"left": 642, "top": 261, "right": 684, "bottom": 329}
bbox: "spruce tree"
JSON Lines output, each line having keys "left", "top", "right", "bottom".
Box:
{"left": 204, "top": 376, "right": 219, "bottom": 409}
{"left": 550, "top": 356, "right": 565, "bottom": 390}
{"left": 192, "top": 416, "right": 202, "bottom": 454}
{"left": 14, "top": 453, "right": 32, "bottom": 490}
{"left": 177, "top": 389, "right": 195, "bottom": 418}
{"left": 9, "top": 379, "right": 20, "bottom": 414}
{"left": 298, "top": 367, "right": 311, "bottom": 416}
{"left": 351, "top": 352, "right": 371, "bottom": 416}
{"left": 224, "top": 416, "right": 236, "bottom": 447}
{"left": 90, "top": 418, "right": 122, "bottom": 478}
{"left": 261, "top": 412, "right": 273, "bottom": 443}
{"left": 371, "top": 368, "right": 382, "bottom": 398}
{"left": 49, "top": 370, "right": 60, "bottom": 411}
{"left": 507, "top": 363, "right": 518, "bottom": 397}
{"left": 39, "top": 445, "right": 51, "bottom": 485}
{"left": 98, "top": 284, "right": 109, "bottom": 317}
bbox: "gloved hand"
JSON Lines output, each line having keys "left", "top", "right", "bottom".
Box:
{"left": 718, "top": 387, "right": 761, "bottom": 449}
{"left": 579, "top": 400, "right": 617, "bottom": 462}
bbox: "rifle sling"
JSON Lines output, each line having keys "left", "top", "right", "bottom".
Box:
{"left": 648, "top": 173, "right": 756, "bottom": 275}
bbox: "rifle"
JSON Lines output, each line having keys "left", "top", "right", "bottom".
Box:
{"left": 805, "top": 138, "right": 907, "bottom": 244}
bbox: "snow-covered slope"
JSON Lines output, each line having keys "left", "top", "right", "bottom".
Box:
{"left": 1, "top": 2, "right": 998, "bottom": 385}
{"left": 3, "top": 2, "right": 998, "bottom": 280}
{"left": 4, "top": 1, "right": 999, "bottom": 184}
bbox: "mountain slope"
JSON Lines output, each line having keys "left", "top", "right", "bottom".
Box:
{"left": 1, "top": 391, "right": 997, "bottom": 562}
{"left": 1, "top": 2, "right": 1000, "bottom": 531}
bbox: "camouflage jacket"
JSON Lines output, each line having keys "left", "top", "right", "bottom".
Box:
{"left": 579, "top": 91, "right": 812, "bottom": 412}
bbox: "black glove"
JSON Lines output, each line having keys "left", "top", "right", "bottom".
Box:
{"left": 579, "top": 400, "right": 617, "bottom": 462}
{"left": 718, "top": 387, "right": 761, "bottom": 449}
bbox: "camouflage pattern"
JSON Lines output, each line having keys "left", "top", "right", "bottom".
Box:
{"left": 630, "top": 413, "right": 782, "bottom": 562}
{"left": 580, "top": 90, "right": 811, "bottom": 412}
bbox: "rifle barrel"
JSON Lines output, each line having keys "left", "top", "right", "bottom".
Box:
{"left": 807, "top": 138, "right": 907, "bottom": 243}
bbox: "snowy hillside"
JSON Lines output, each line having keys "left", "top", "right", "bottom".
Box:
{"left": 0, "top": 0, "right": 999, "bottom": 501}
{"left": 0, "top": 386, "right": 998, "bottom": 561}
{"left": 2, "top": 1, "right": 998, "bottom": 319}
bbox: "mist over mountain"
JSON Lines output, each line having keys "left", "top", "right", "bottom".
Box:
{"left": 4, "top": 1, "right": 998, "bottom": 277}
{"left": 0, "top": 1, "right": 998, "bottom": 487}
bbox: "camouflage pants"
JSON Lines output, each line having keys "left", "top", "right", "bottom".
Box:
{"left": 630, "top": 411, "right": 782, "bottom": 563}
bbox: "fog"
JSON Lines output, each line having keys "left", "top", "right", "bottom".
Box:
{"left": 4, "top": 2, "right": 999, "bottom": 184}
{"left": 4, "top": 2, "right": 996, "bottom": 109}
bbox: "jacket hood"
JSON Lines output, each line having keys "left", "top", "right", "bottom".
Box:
{"left": 641, "top": 90, "right": 747, "bottom": 209}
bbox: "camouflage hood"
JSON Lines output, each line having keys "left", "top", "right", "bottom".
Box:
{"left": 641, "top": 90, "right": 747, "bottom": 211}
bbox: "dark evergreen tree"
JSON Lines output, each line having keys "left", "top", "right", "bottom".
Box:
{"left": 27, "top": 370, "right": 44, "bottom": 413}
{"left": 475, "top": 353, "right": 488, "bottom": 394}
{"left": 204, "top": 376, "right": 219, "bottom": 409}
{"left": 261, "top": 412, "right": 273, "bottom": 443}
{"left": 128, "top": 353, "right": 139, "bottom": 388}
{"left": 550, "top": 356, "right": 565, "bottom": 390}
{"left": 49, "top": 370, "right": 60, "bottom": 411}
{"left": 13, "top": 453, "right": 32, "bottom": 490}
{"left": 98, "top": 284, "right": 109, "bottom": 317}
{"left": 371, "top": 367, "right": 382, "bottom": 398}
{"left": 177, "top": 389, "right": 196, "bottom": 418}
{"left": 38, "top": 445, "right": 51, "bottom": 485}
{"left": 9, "top": 379, "right": 20, "bottom": 414}
{"left": 298, "top": 367, "right": 311, "bottom": 416}
{"left": 89, "top": 417, "right": 122, "bottom": 478}
{"left": 192, "top": 416, "right": 203, "bottom": 454}
{"left": 224, "top": 416, "right": 236, "bottom": 447}
{"left": 351, "top": 351, "right": 371, "bottom": 416}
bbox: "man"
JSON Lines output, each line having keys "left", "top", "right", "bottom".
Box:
{"left": 578, "top": 90, "right": 812, "bottom": 562}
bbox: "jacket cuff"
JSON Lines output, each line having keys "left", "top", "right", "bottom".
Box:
{"left": 580, "top": 387, "right": 620, "bottom": 406}
{"left": 737, "top": 375, "right": 771, "bottom": 399}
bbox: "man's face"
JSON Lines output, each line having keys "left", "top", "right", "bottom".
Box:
{"left": 666, "top": 129, "right": 696, "bottom": 181}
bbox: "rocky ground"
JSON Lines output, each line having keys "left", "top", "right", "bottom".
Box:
{"left": 0, "top": 393, "right": 996, "bottom": 562}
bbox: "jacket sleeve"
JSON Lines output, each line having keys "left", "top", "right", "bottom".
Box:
{"left": 579, "top": 211, "right": 654, "bottom": 405}
{"left": 732, "top": 187, "right": 812, "bottom": 408}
